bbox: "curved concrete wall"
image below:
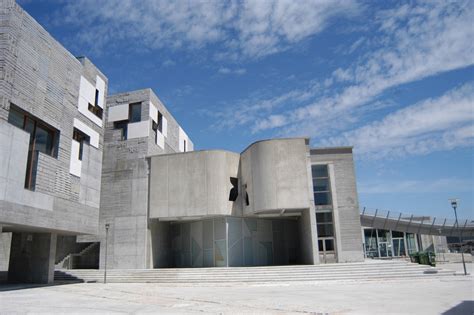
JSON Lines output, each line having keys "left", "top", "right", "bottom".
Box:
{"left": 240, "top": 138, "right": 311, "bottom": 216}
{"left": 149, "top": 150, "right": 241, "bottom": 219}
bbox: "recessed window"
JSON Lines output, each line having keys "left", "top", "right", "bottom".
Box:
{"left": 129, "top": 102, "right": 141, "bottom": 123}
{"left": 95, "top": 89, "right": 99, "bottom": 107}
{"left": 183, "top": 139, "right": 187, "bottom": 152}
{"left": 114, "top": 121, "right": 128, "bottom": 140}
{"left": 157, "top": 112, "right": 163, "bottom": 133}
{"left": 72, "top": 128, "right": 90, "bottom": 160}
{"left": 88, "top": 103, "right": 103, "bottom": 119}
{"left": 312, "top": 165, "right": 332, "bottom": 206}
{"left": 87, "top": 89, "right": 103, "bottom": 119}
{"left": 8, "top": 104, "right": 59, "bottom": 190}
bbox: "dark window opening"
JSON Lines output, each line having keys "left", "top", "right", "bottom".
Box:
{"left": 317, "top": 223, "right": 334, "bottom": 237}
{"left": 114, "top": 121, "right": 128, "bottom": 140}
{"left": 95, "top": 89, "right": 99, "bottom": 107}
{"left": 129, "top": 102, "right": 141, "bottom": 123}
{"left": 229, "top": 177, "right": 238, "bottom": 201}
{"left": 8, "top": 104, "right": 59, "bottom": 190}
{"left": 157, "top": 112, "right": 163, "bottom": 133}
{"left": 88, "top": 103, "right": 103, "bottom": 119}
{"left": 183, "top": 139, "right": 187, "bottom": 152}
{"left": 72, "top": 128, "right": 90, "bottom": 161}
{"left": 325, "top": 239, "right": 334, "bottom": 251}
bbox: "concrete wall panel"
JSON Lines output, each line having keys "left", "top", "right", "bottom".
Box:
{"left": 108, "top": 103, "right": 129, "bottom": 122}
{"left": 149, "top": 150, "right": 240, "bottom": 219}
{"left": 241, "top": 138, "right": 311, "bottom": 215}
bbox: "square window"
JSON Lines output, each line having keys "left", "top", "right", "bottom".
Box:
{"left": 317, "top": 223, "right": 333, "bottom": 237}
{"left": 312, "top": 165, "right": 328, "bottom": 178}
{"left": 325, "top": 239, "right": 335, "bottom": 251}
{"left": 313, "top": 178, "right": 330, "bottom": 192}
{"left": 314, "top": 192, "right": 332, "bottom": 206}
{"left": 316, "top": 212, "right": 333, "bottom": 223}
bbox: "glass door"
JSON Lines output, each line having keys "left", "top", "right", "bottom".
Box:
{"left": 391, "top": 231, "right": 406, "bottom": 257}
{"left": 377, "top": 229, "right": 392, "bottom": 258}
{"left": 318, "top": 238, "right": 336, "bottom": 263}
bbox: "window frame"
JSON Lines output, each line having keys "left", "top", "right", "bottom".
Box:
{"left": 129, "top": 102, "right": 142, "bottom": 123}
{"left": 312, "top": 164, "right": 332, "bottom": 206}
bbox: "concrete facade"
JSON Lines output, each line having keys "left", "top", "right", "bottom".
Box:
{"left": 98, "top": 89, "right": 194, "bottom": 270}
{"left": 0, "top": 1, "right": 107, "bottom": 282}
{"left": 144, "top": 139, "right": 360, "bottom": 266}
{"left": 0, "top": 0, "right": 374, "bottom": 281}
{"left": 310, "top": 148, "right": 365, "bottom": 263}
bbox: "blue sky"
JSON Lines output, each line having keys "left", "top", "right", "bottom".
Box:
{"left": 19, "top": 0, "right": 473, "bottom": 219}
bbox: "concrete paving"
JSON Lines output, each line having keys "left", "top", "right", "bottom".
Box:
{"left": 1, "top": 265, "right": 473, "bottom": 314}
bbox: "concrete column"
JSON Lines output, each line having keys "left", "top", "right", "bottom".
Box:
{"left": 8, "top": 232, "right": 57, "bottom": 284}
{"left": 298, "top": 208, "right": 319, "bottom": 264}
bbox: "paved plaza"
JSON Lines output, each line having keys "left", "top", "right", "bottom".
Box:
{"left": 1, "top": 263, "right": 472, "bottom": 315}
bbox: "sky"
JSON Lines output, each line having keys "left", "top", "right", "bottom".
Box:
{"left": 19, "top": 0, "right": 474, "bottom": 220}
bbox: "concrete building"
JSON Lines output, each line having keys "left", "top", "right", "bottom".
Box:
{"left": 98, "top": 89, "right": 193, "bottom": 269}
{"left": 4, "top": 0, "right": 471, "bottom": 284}
{"left": 0, "top": 2, "right": 366, "bottom": 281}
{"left": 0, "top": 0, "right": 107, "bottom": 283}
{"left": 98, "top": 132, "right": 364, "bottom": 268}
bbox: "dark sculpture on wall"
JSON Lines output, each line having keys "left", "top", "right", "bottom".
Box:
{"left": 229, "top": 177, "right": 238, "bottom": 201}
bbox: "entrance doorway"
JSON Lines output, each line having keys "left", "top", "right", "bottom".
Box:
{"left": 318, "top": 238, "right": 336, "bottom": 263}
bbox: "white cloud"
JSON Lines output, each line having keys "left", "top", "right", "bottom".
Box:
{"left": 57, "top": 0, "right": 359, "bottom": 59}
{"left": 323, "top": 83, "right": 474, "bottom": 158}
{"left": 359, "top": 178, "right": 474, "bottom": 194}
{"left": 208, "top": 1, "right": 473, "bottom": 160}
{"left": 218, "top": 67, "right": 247, "bottom": 75}
{"left": 162, "top": 59, "right": 176, "bottom": 67}
{"left": 250, "top": 1, "right": 474, "bottom": 134}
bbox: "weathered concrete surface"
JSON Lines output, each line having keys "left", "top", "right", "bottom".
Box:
{"left": 0, "top": 271, "right": 472, "bottom": 314}
{"left": 0, "top": 1, "right": 106, "bottom": 236}
{"left": 149, "top": 150, "right": 241, "bottom": 219}
{"left": 310, "top": 147, "right": 364, "bottom": 263}
{"left": 241, "top": 138, "right": 311, "bottom": 215}
{"left": 99, "top": 89, "right": 194, "bottom": 269}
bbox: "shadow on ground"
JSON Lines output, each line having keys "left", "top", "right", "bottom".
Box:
{"left": 0, "top": 271, "right": 83, "bottom": 292}
{"left": 442, "top": 300, "right": 474, "bottom": 315}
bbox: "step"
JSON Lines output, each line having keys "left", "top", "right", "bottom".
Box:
{"left": 56, "top": 267, "right": 445, "bottom": 278}
{"left": 55, "top": 270, "right": 454, "bottom": 282}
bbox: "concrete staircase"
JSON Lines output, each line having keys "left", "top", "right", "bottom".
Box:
{"left": 54, "top": 260, "right": 455, "bottom": 284}
{"left": 55, "top": 242, "right": 99, "bottom": 269}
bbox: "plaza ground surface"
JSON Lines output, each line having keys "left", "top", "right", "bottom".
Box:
{"left": 0, "top": 262, "right": 472, "bottom": 314}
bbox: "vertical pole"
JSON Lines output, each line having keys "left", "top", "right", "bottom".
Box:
{"left": 453, "top": 206, "right": 467, "bottom": 276}
{"left": 104, "top": 223, "right": 110, "bottom": 283}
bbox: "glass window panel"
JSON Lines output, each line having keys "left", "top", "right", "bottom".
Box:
{"left": 35, "top": 125, "right": 54, "bottom": 155}
{"left": 318, "top": 239, "right": 323, "bottom": 250}
{"left": 114, "top": 121, "right": 128, "bottom": 140}
{"left": 392, "top": 231, "right": 404, "bottom": 238}
{"left": 313, "top": 178, "right": 330, "bottom": 192}
{"left": 312, "top": 165, "right": 328, "bottom": 178}
{"left": 316, "top": 212, "right": 333, "bottom": 223}
{"left": 317, "top": 223, "right": 333, "bottom": 237}
{"left": 8, "top": 107, "right": 24, "bottom": 129}
{"left": 129, "top": 103, "right": 141, "bottom": 123}
{"left": 314, "top": 192, "right": 332, "bottom": 206}
{"left": 377, "top": 229, "right": 390, "bottom": 242}
{"left": 325, "top": 239, "right": 335, "bottom": 251}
